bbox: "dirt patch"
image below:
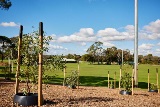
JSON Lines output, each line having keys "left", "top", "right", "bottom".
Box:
{"left": 0, "top": 80, "right": 160, "bottom": 107}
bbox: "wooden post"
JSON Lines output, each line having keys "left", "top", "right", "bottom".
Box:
{"left": 77, "top": 61, "right": 80, "bottom": 89}
{"left": 132, "top": 68, "right": 134, "bottom": 95}
{"left": 108, "top": 71, "right": 110, "bottom": 88}
{"left": 114, "top": 71, "right": 116, "bottom": 88}
{"left": 156, "top": 68, "right": 159, "bottom": 93}
{"left": 63, "top": 67, "right": 66, "bottom": 86}
{"left": 119, "top": 66, "right": 122, "bottom": 90}
{"left": 15, "top": 25, "right": 23, "bottom": 94}
{"left": 132, "top": 77, "right": 134, "bottom": 95}
{"left": 132, "top": 64, "right": 134, "bottom": 84}
{"left": 148, "top": 69, "right": 150, "bottom": 91}
{"left": 38, "top": 22, "right": 43, "bottom": 106}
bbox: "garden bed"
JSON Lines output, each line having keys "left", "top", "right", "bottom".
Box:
{"left": 0, "top": 80, "right": 160, "bottom": 107}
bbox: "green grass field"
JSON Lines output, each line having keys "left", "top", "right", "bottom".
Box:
{"left": 45, "top": 62, "right": 160, "bottom": 89}
{"left": 0, "top": 61, "right": 160, "bottom": 89}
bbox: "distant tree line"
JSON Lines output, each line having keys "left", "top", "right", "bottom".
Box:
{"left": 63, "top": 41, "right": 160, "bottom": 65}
{"left": 0, "top": 37, "right": 160, "bottom": 65}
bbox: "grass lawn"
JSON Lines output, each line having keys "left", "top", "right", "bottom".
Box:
{"left": 0, "top": 61, "right": 160, "bottom": 89}
{"left": 45, "top": 62, "right": 160, "bottom": 89}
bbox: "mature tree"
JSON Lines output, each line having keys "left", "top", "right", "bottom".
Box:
{"left": 0, "top": 0, "right": 12, "bottom": 10}
{"left": 81, "top": 54, "right": 94, "bottom": 63}
{"left": 123, "top": 49, "right": 131, "bottom": 63}
{"left": 86, "top": 41, "right": 103, "bottom": 64}
{"left": 9, "top": 36, "right": 18, "bottom": 59}
{"left": 65, "top": 54, "right": 75, "bottom": 59}
{"left": 0, "top": 35, "right": 12, "bottom": 62}
{"left": 74, "top": 54, "right": 81, "bottom": 61}
{"left": 105, "top": 46, "right": 118, "bottom": 64}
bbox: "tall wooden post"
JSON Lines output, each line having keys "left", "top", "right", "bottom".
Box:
{"left": 108, "top": 71, "right": 110, "bottom": 88}
{"left": 156, "top": 68, "right": 159, "bottom": 93}
{"left": 148, "top": 69, "right": 150, "bottom": 91}
{"left": 132, "top": 65, "right": 134, "bottom": 95}
{"left": 77, "top": 61, "right": 80, "bottom": 89}
{"left": 114, "top": 71, "right": 116, "bottom": 88}
{"left": 119, "top": 66, "right": 122, "bottom": 90}
{"left": 15, "top": 25, "right": 23, "bottom": 94}
{"left": 63, "top": 67, "right": 66, "bottom": 86}
{"left": 38, "top": 22, "right": 43, "bottom": 106}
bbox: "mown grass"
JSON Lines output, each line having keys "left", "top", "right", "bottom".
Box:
{"left": 45, "top": 62, "right": 160, "bottom": 89}
{"left": 0, "top": 61, "right": 160, "bottom": 89}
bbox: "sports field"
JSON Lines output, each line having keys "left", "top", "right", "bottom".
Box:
{"left": 45, "top": 62, "right": 160, "bottom": 89}
{"left": 0, "top": 62, "right": 160, "bottom": 89}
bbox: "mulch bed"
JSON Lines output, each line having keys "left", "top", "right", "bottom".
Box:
{"left": 0, "top": 79, "right": 160, "bottom": 107}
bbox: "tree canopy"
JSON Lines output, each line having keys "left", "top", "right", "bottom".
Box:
{"left": 0, "top": 0, "right": 12, "bottom": 10}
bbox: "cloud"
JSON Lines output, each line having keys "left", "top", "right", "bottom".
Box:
{"left": 138, "top": 44, "right": 155, "bottom": 56}
{"left": 144, "top": 19, "right": 160, "bottom": 33}
{"left": 57, "top": 28, "right": 96, "bottom": 43}
{"left": 0, "top": 22, "right": 19, "bottom": 27}
{"left": 141, "top": 19, "right": 160, "bottom": 39}
{"left": 47, "top": 19, "right": 160, "bottom": 56}
{"left": 50, "top": 34, "right": 57, "bottom": 42}
{"left": 97, "top": 26, "right": 134, "bottom": 41}
{"left": 157, "top": 42, "right": 160, "bottom": 46}
{"left": 139, "top": 43, "right": 154, "bottom": 50}
{"left": 156, "top": 49, "right": 160, "bottom": 52}
{"left": 81, "top": 42, "right": 87, "bottom": 46}
{"left": 103, "top": 42, "right": 115, "bottom": 47}
{"left": 49, "top": 44, "right": 68, "bottom": 50}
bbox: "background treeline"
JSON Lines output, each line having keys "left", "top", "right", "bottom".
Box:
{"left": 0, "top": 36, "right": 160, "bottom": 65}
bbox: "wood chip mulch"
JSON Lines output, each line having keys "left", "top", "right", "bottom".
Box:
{"left": 0, "top": 80, "right": 160, "bottom": 107}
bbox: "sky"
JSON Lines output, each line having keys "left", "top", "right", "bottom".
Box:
{"left": 0, "top": 0, "right": 160, "bottom": 56}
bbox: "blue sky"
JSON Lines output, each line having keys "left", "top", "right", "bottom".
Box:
{"left": 0, "top": 0, "right": 160, "bottom": 56}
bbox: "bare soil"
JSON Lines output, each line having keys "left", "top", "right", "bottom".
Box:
{"left": 0, "top": 79, "right": 160, "bottom": 107}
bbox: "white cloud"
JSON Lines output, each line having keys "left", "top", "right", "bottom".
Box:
{"left": 144, "top": 19, "right": 160, "bottom": 33}
{"left": 46, "top": 19, "right": 160, "bottom": 56}
{"left": 49, "top": 44, "right": 68, "bottom": 50}
{"left": 103, "top": 42, "right": 115, "bottom": 47}
{"left": 156, "top": 49, "right": 160, "bottom": 52}
{"left": 125, "top": 25, "right": 134, "bottom": 32}
{"left": 81, "top": 42, "right": 87, "bottom": 46}
{"left": 97, "top": 26, "right": 134, "bottom": 41}
{"left": 0, "top": 22, "right": 19, "bottom": 27}
{"left": 139, "top": 50, "right": 153, "bottom": 56}
{"left": 157, "top": 42, "right": 160, "bottom": 46}
{"left": 57, "top": 28, "right": 96, "bottom": 43}
{"left": 50, "top": 34, "right": 57, "bottom": 42}
{"left": 155, "top": 49, "right": 160, "bottom": 56}
{"left": 141, "top": 19, "right": 160, "bottom": 39}
{"left": 97, "top": 28, "right": 120, "bottom": 37}
{"left": 139, "top": 43, "right": 154, "bottom": 50}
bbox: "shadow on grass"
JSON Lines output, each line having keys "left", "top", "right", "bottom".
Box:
{"left": 0, "top": 73, "right": 15, "bottom": 80}
{"left": 138, "top": 82, "right": 148, "bottom": 89}
{"left": 45, "top": 75, "right": 115, "bottom": 87}
{"left": 45, "top": 76, "right": 148, "bottom": 89}
{"left": 80, "top": 76, "right": 110, "bottom": 87}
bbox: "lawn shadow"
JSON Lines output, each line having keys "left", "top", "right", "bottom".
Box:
{"left": 44, "top": 76, "right": 64, "bottom": 85}
{"left": 138, "top": 82, "right": 148, "bottom": 89}
{"left": 42, "top": 75, "right": 148, "bottom": 89}
{"left": 80, "top": 76, "right": 112, "bottom": 87}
